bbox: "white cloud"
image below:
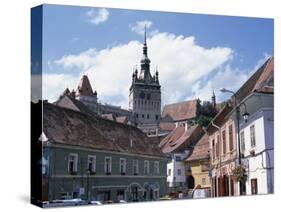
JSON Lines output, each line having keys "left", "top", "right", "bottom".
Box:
{"left": 42, "top": 74, "right": 79, "bottom": 103}
{"left": 86, "top": 8, "right": 109, "bottom": 25}
{"left": 52, "top": 32, "right": 233, "bottom": 108}
{"left": 130, "top": 20, "right": 153, "bottom": 35}
{"left": 190, "top": 66, "right": 249, "bottom": 103}
{"left": 189, "top": 54, "right": 269, "bottom": 103}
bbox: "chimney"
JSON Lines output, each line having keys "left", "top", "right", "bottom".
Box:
{"left": 185, "top": 122, "right": 190, "bottom": 131}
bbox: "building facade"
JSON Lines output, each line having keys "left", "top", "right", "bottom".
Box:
{"left": 207, "top": 105, "right": 238, "bottom": 197}
{"left": 239, "top": 93, "right": 274, "bottom": 195}
{"left": 37, "top": 101, "right": 168, "bottom": 204}
{"left": 185, "top": 134, "right": 211, "bottom": 191}
{"left": 207, "top": 56, "right": 274, "bottom": 197}
{"left": 43, "top": 143, "right": 167, "bottom": 202}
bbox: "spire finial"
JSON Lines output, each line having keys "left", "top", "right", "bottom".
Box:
{"left": 142, "top": 25, "right": 148, "bottom": 56}
{"left": 144, "top": 24, "right": 147, "bottom": 45}
{"left": 212, "top": 89, "right": 216, "bottom": 108}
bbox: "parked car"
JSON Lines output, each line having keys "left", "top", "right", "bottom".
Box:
{"left": 103, "top": 200, "right": 114, "bottom": 204}
{"left": 192, "top": 188, "right": 211, "bottom": 199}
{"left": 49, "top": 198, "right": 86, "bottom": 207}
{"left": 89, "top": 201, "right": 102, "bottom": 205}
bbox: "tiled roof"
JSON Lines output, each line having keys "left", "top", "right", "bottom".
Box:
{"left": 101, "top": 113, "right": 116, "bottom": 121}
{"left": 116, "top": 116, "right": 129, "bottom": 124}
{"left": 185, "top": 133, "right": 210, "bottom": 162}
{"left": 75, "top": 75, "right": 96, "bottom": 97}
{"left": 232, "top": 56, "right": 273, "bottom": 104}
{"left": 253, "top": 56, "right": 274, "bottom": 92}
{"left": 206, "top": 56, "right": 274, "bottom": 133}
{"left": 54, "top": 95, "right": 95, "bottom": 115}
{"left": 162, "top": 100, "right": 198, "bottom": 122}
{"left": 40, "top": 102, "right": 165, "bottom": 157}
{"left": 159, "top": 122, "right": 176, "bottom": 132}
{"left": 159, "top": 124, "right": 203, "bottom": 154}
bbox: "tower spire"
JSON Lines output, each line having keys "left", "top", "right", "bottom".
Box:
{"left": 212, "top": 90, "right": 216, "bottom": 108}
{"left": 143, "top": 25, "right": 148, "bottom": 56}
{"left": 144, "top": 24, "right": 147, "bottom": 45}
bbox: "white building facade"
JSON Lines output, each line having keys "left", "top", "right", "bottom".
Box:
{"left": 238, "top": 92, "right": 274, "bottom": 195}
{"left": 166, "top": 152, "right": 189, "bottom": 190}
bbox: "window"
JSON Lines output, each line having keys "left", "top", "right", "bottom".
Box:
{"left": 168, "top": 169, "right": 171, "bottom": 176}
{"left": 154, "top": 161, "right": 159, "bottom": 175}
{"left": 202, "top": 177, "right": 206, "bottom": 186}
{"left": 142, "top": 114, "right": 145, "bottom": 118}
{"left": 240, "top": 131, "right": 245, "bottom": 153}
{"left": 68, "top": 153, "right": 78, "bottom": 174}
{"left": 177, "top": 169, "right": 181, "bottom": 176}
{"left": 144, "top": 160, "right": 150, "bottom": 174}
{"left": 212, "top": 139, "right": 215, "bottom": 161}
{"left": 229, "top": 125, "right": 234, "bottom": 151}
{"left": 120, "top": 158, "right": 126, "bottom": 175}
{"left": 133, "top": 159, "right": 139, "bottom": 175}
{"left": 250, "top": 125, "right": 256, "bottom": 147}
{"left": 104, "top": 157, "right": 112, "bottom": 174}
{"left": 155, "top": 114, "right": 159, "bottom": 120}
{"left": 175, "top": 156, "right": 181, "bottom": 161}
{"left": 87, "top": 155, "right": 96, "bottom": 173}
{"left": 222, "top": 130, "right": 226, "bottom": 154}
{"left": 147, "top": 114, "right": 150, "bottom": 119}
{"left": 147, "top": 93, "right": 151, "bottom": 100}
{"left": 251, "top": 179, "right": 258, "bottom": 194}
{"left": 216, "top": 135, "right": 220, "bottom": 158}
{"left": 136, "top": 113, "right": 138, "bottom": 118}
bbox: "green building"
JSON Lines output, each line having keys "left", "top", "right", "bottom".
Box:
{"left": 37, "top": 97, "right": 167, "bottom": 203}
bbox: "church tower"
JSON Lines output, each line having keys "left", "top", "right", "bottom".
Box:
{"left": 212, "top": 90, "right": 216, "bottom": 108}
{"left": 75, "top": 75, "right": 99, "bottom": 113}
{"left": 129, "top": 26, "right": 161, "bottom": 126}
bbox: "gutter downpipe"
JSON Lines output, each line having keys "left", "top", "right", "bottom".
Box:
{"left": 211, "top": 120, "right": 221, "bottom": 197}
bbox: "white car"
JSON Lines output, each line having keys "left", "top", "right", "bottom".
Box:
{"left": 90, "top": 201, "right": 102, "bottom": 205}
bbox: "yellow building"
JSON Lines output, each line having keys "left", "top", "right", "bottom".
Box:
{"left": 185, "top": 134, "right": 211, "bottom": 189}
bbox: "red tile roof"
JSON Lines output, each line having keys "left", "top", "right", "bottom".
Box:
{"left": 186, "top": 133, "right": 210, "bottom": 162}
{"left": 159, "top": 122, "right": 176, "bottom": 132}
{"left": 232, "top": 56, "right": 274, "bottom": 104}
{"left": 162, "top": 100, "right": 198, "bottom": 121}
{"left": 159, "top": 125, "right": 203, "bottom": 154}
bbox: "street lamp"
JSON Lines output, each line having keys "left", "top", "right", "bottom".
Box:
{"left": 86, "top": 168, "right": 90, "bottom": 203}
{"left": 220, "top": 88, "right": 250, "bottom": 195}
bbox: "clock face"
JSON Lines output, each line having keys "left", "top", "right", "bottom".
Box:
{"left": 140, "top": 92, "right": 145, "bottom": 99}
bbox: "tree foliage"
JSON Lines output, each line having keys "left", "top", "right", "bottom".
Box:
{"left": 195, "top": 100, "right": 218, "bottom": 127}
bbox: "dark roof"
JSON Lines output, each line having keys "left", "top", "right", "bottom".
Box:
{"left": 41, "top": 102, "right": 165, "bottom": 157}
{"left": 159, "top": 125, "right": 203, "bottom": 154}
{"left": 186, "top": 133, "right": 210, "bottom": 162}
{"left": 101, "top": 113, "right": 116, "bottom": 121}
{"left": 162, "top": 100, "right": 198, "bottom": 122}
{"left": 54, "top": 95, "right": 95, "bottom": 116}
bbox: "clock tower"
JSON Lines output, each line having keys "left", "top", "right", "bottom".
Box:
{"left": 129, "top": 26, "right": 161, "bottom": 126}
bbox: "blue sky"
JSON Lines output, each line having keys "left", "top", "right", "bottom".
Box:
{"left": 39, "top": 4, "right": 273, "bottom": 108}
